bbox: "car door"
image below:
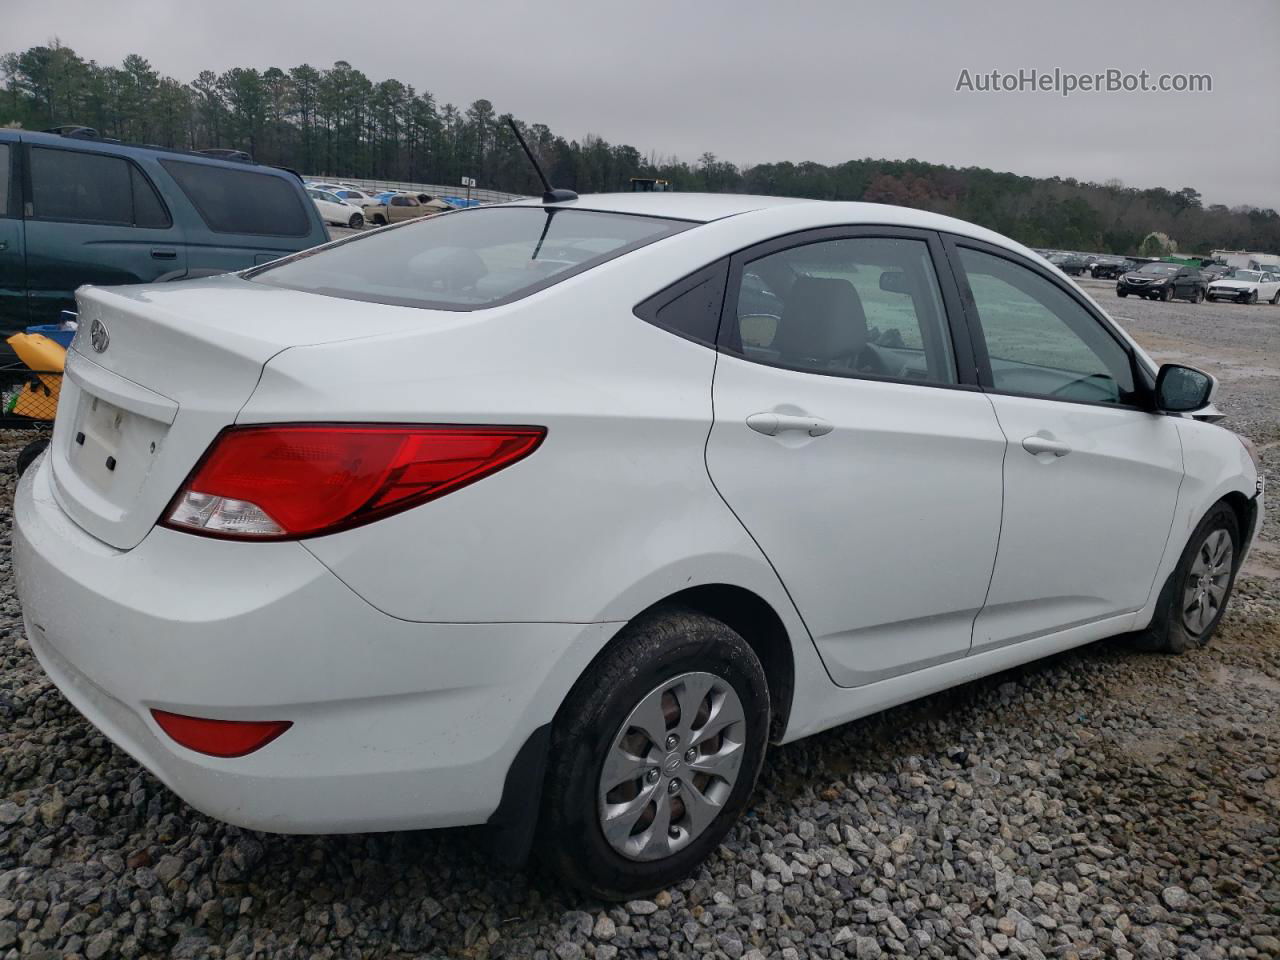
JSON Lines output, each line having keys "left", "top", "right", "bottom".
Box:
{"left": 1261, "top": 272, "right": 1280, "bottom": 302}
{"left": 22, "top": 144, "right": 184, "bottom": 323}
{"left": 0, "top": 139, "right": 26, "bottom": 335}
{"left": 705, "top": 228, "right": 1006, "bottom": 687}
{"left": 946, "top": 238, "right": 1184, "bottom": 652}
{"left": 389, "top": 195, "right": 420, "bottom": 222}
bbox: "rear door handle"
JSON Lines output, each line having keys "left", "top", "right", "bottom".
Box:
{"left": 150, "top": 248, "right": 177, "bottom": 260}
{"left": 747, "top": 412, "right": 833, "bottom": 437}
{"left": 1022, "top": 436, "right": 1072, "bottom": 458}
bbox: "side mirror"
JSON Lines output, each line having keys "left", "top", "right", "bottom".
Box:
{"left": 1155, "top": 363, "right": 1216, "bottom": 413}
{"left": 879, "top": 271, "right": 909, "bottom": 294}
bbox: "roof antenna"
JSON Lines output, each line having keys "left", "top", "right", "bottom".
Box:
{"left": 507, "top": 118, "right": 577, "bottom": 204}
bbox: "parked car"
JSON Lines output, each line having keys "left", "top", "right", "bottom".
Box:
{"left": 330, "top": 187, "right": 379, "bottom": 207}
{"left": 13, "top": 195, "right": 1263, "bottom": 899}
{"left": 1047, "top": 252, "right": 1089, "bottom": 276}
{"left": 1200, "top": 264, "right": 1231, "bottom": 283}
{"left": 1116, "top": 262, "right": 1206, "bottom": 302}
{"left": 0, "top": 128, "right": 328, "bottom": 335}
{"left": 1090, "top": 257, "right": 1136, "bottom": 280}
{"left": 1206, "top": 269, "right": 1280, "bottom": 304}
{"left": 307, "top": 188, "right": 365, "bottom": 229}
{"left": 361, "top": 192, "right": 451, "bottom": 225}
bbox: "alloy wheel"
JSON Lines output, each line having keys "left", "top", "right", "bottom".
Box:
{"left": 1182, "top": 528, "right": 1233, "bottom": 635}
{"left": 597, "top": 671, "right": 746, "bottom": 862}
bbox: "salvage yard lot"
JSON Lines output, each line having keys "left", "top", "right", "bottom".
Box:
{"left": 0, "top": 280, "right": 1276, "bottom": 959}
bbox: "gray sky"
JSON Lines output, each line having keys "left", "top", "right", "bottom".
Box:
{"left": 7, "top": 0, "right": 1279, "bottom": 208}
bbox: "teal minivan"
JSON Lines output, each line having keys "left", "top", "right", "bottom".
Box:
{"left": 0, "top": 129, "right": 329, "bottom": 335}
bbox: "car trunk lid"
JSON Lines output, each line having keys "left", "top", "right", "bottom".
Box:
{"left": 49, "top": 275, "right": 429, "bottom": 550}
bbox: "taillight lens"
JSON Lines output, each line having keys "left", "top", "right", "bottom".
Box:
{"left": 162, "top": 424, "right": 545, "bottom": 540}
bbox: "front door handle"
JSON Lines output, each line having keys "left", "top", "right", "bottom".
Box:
{"left": 747, "top": 412, "right": 834, "bottom": 437}
{"left": 150, "top": 248, "right": 177, "bottom": 260}
{"left": 1022, "top": 436, "right": 1072, "bottom": 458}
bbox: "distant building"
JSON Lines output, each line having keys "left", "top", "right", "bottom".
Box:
{"left": 1212, "top": 249, "right": 1280, "bottom": 272}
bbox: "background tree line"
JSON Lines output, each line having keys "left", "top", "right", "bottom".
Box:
{"left": 3, "top": 42, "right": 1277, "bottom": 257}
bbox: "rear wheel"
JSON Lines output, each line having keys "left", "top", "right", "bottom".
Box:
{"left": 1271, "top": 289, "right": 1280, "bottom": 304}
{"left": 538, "top": 609, "right": 769, "bottom": 900}
{"left": 1193, "top": 286, "right": 1205, "bottom": 303}
{"left": 1131, "top": 503, "right": 1240, "bottom": 654}
{"left": 347, "top": 213, "right": 364, "bottom": 228}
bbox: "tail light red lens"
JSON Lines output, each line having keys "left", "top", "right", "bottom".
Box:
{"left": 162, "top": 424, "right": 545, "bottom": 540}
{"left": 151, "top": 710, "right": 292, "bottom": 758}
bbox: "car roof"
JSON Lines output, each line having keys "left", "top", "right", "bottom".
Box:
{"left": 7, "top": 129, "right": 299, "bottom": 179}
{"left": 497, "top": 192, "right": 1031, "bottom": 254}
{"left": 503, "top": 192, "right": 809, "bottom": 222}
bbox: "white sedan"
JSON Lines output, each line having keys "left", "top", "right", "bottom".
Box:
{"left": 1206, "top": 269, "right": 1280, "bottom": 304}
{"left": 306, "top": 188, "right": 364, "bottom": 229}
{"left": 13, "top": 194, "right": 1264, "bottom": 899}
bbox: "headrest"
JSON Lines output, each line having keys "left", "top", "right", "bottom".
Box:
{"left": 774, "top": 276, "right": 868, "bottom": 364}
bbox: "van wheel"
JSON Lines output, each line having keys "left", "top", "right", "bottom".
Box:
{"left": 538, "top": 609, "right": 769, "bottom": 900}
{"left": 1131, "top": 503, "right": 1239, "bottom": 654}
{"left": 348, "top": 213, "right": 364, "bottom": 229}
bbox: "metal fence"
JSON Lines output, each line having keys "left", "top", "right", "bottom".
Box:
{"left": 0, "top": 364, "right": 61, "bottom": 427}
{"left": 304, "top": 176, "right": 529, "bottom": 206}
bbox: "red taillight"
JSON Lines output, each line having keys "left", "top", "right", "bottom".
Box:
{"left": 151, "top": 710, "right": 291, "bottom": 758}
{"left": 162, "top": 424, "right": 545, "bottom": 540}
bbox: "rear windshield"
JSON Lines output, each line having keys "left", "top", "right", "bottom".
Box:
{"left": 249, "top": 207, "right": 693, "bottom": 310}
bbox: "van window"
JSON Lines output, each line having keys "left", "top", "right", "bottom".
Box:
{"left": 31, "top": 147, "right": 133, "bottom": 225}
{"left": 251, "top": 207, "right": 691, "bottom": 310}
{"left": 160, "top": 159, "right": 310, "bottom": 236}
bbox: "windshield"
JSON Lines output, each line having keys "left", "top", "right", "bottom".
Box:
{"left": 1229, "top": 270, "right": 1262, "bottom": 282}
{"left": 251, "top": 207, "right": 693, "bottom": 310}
{"left": 1138, "top": 264, "right": 1178, "bottom": 276}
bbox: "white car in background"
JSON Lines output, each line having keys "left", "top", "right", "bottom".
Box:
{"left": 306, "top": 188, "right": 364, "bottom": 229}
{"left": 1206, "top": 269, "right": 1280, "bottom": 304}
{"left": 13, "top": 195, "right": 1264, "bottom": 900}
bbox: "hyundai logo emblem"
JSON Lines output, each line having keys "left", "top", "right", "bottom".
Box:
{"left": 89, "top": 318, "right": 109, "bottom": 354}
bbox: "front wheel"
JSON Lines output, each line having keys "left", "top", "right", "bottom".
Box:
{"left": 1161, "top": 286, "right": 1173, "bottom": 302}
{"left": 1248, "top": 290, "right": 1259, "bottom": 304}
{"left": 1131, "top": 503, "right": 1240, "bottom": 654}
{"left": 1117, "top": 290, "right": 1128, "bottom": 298}
{"left": 538, "top": 609, "right": 769, "bottom": 900}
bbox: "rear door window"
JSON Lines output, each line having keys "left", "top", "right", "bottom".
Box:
{"left": 29, "top": 147, "right": 171, "bottom": 228}
{"left": 250, "top": 207, "right": 692, "bottom": 310}
{"left": 160, "top": 159, "right": 310, "bottom": 236}
{"left": 30, "top": 147, "right": 133, "bottom": 225}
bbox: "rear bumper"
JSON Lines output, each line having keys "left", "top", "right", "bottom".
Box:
{"left": 14, "top": 456, "right": 606, "bottom": 833}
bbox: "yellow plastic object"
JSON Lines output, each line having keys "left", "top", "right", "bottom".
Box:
{"left": 7, "top": 332, "right": 66, "bottom": 420}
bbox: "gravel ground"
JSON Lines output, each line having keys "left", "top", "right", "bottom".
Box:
{"left": 0, "top": 283, "right": 1277, "bottom": 959}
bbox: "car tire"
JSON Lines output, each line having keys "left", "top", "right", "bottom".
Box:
{"left": 538, "top": 608, "right": 770, "bottom": 900}
{"left": 1130, "top": 503, "right": 1240, "bottom": 655}
{"left": 15, "top": 437, "right": 49, "bottom": 477}
{"left": 1160, "top": 286, "right": 1173, "bottom": 302}
{"left": 1248, "top": 290, "right": 1259, "bottom": 304}
{"left": 348, "top": 213, "right": 364, "bottom": 229}
{"left": 372, "top": 214, "right": 387, "bottom": 226}
{"left": 1206, "top": 295, "right": 1216, "bottom": 302}
{"left": 1117, "top": 290, "right": 1128, "bottom": 298}
{"left": 1272, "top": 289, "right": 1280, "bottom": 304}
{"left": 1193, "top": 287, "right": 1205, "bottom": 303}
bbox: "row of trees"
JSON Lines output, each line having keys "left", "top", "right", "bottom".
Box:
{"left": 2, "top": 42, "right": 1278, "bottom": 256}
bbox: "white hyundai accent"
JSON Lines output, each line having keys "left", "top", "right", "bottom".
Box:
{"left": 13, "top": 194, "right": 1264, "bottom": 899}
